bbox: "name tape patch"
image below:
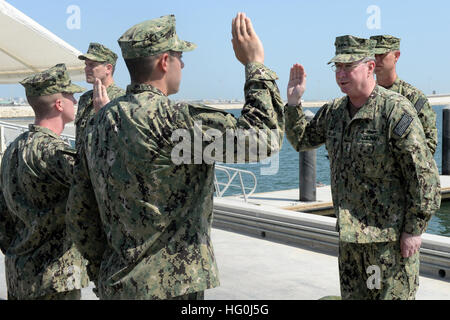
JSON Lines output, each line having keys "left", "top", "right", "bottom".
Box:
{"left": 414, "top": 97, "right": 426, "bottom": 113}
{"left": 394, "top": 113, "right": 413, "bottom": 136}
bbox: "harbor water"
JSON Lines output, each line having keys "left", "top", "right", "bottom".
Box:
{"left": 2, "top": 105, "right": 450, "bottom": 237}
{"left": 219, "top": 106, "right": 450, "bottom": 237}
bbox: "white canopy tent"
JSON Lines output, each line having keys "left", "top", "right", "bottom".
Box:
{"left": 0, "top": 0, "right": 84, "bottom": 84}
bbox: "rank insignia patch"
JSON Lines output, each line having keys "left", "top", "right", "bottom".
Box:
{"left": 414, "top": 98, "right": 426, "bottom": 113}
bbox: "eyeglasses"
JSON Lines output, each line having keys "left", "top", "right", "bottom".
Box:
{"left": 331, "top": 61, "right": 366, "bottom": 73}
{"left": 169, "top": 51, "right": 183, "bottom": 61}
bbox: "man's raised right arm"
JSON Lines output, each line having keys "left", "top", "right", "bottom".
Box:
{"left": 170, "top": 13, "right": 285, "bottom": 164}
{"left": 285, "top": 63, "right": 327, "bottom": 151}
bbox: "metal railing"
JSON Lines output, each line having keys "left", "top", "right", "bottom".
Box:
{"left": 0, "top": 121, "right": 75, "bottom": 151}
{"left": 214, "top": 164, "right": 257, "bottom": 202}
{"left": 0, "top": 121, "right": 257, "bottom": 201}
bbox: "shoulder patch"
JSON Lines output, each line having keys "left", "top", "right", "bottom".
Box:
{"left": 414, "top": 97, "right": 426, "bottom": 113}
{"left": 58, "top": 146, "right": 77, "bottom": 157}
{"left": 394, "top": 113, "right": 413, "bottom": 136}
{"left": 80, "top": 89, "right": 93, "bottom": 99}
{"left": 188, "top": 104, "right": 231, "bottom": 116}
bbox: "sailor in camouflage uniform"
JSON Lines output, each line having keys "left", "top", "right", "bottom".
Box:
{"left": 66, "top": 13, "right": 284, "bottom": 300}
{"left": 370, "top": 35, "right": 437, "bottom": 154}
{"left": 0, "top": 64, "right": 89, "bottom": 300}
{"left": 285, "top": 36, "right": 440, "bottom": 299}
{"left": 76, "top": 42, "right": 125, "bottom": 151}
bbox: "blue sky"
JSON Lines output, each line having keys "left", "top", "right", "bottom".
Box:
{"left": 2, "top": 0, "right": 450, "bottom": 102}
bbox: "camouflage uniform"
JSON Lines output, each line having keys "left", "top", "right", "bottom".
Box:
{"left": 0, "top": 64, "right": 89, "bottom": 300}
{"left": 76, "top": 43, "right": 125, "bottom": 151}
{"left": 285, "top": 36, "right": 441, "bottom": 300}
{"left": 66, "top": 15, "right": 284, "bottom": 300}
{"left": 339, "top": 241, "right": 419, "bottom": 300}
{"left": 371, "top": 35, "right": 437, "bottom": 154}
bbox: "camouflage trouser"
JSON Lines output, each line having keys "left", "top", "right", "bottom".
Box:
{"left": 8, "top": 289, "right": 81, "bottom": 300}
{"left": 168, "top": 291, "right": 205, "bottom": 300}
{"left": 338, "top": 241, "right": 419, "bottom": 300}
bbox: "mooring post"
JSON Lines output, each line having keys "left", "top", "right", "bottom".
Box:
{"left": 299, "top": 110, "right": 316, "bottom": 201}
{"left": 443, "top": 105, "right": 450, "bottom": 175}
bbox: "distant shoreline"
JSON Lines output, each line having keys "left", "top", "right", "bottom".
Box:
{"left": 208, "top": 94, "right": 450, "bottom": 110}
{"left": 209, "top": 101, "right": 328, "bottom": 110}
{"left": 0, "top": 94, "right": 449, "bottom": 117}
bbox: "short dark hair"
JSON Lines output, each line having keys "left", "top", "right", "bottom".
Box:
{"left": 27, "top": 93, "right": 71, "bottom": 119}
{"left": 124, "top": 53, "right": 164, "bottom": 84}
{"left": 101, "top": 62, "right": 115, "bottom": 75}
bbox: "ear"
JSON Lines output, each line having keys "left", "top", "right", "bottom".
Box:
{"left": 54, "top": 98, "right": 64, "bottom": 112}
{"left": 394, "top": 50, "right": 401, "bottom": 62}
{"left": 159, "top": 53, "right": 170, "bottom": 72}
{"left": 106, "top": 63, "right": 114, "bottom": 75}
{"left": 367, "top": 60, "right": 376, "bottom": 72}
{"left": 366, "top": 60, "right": 376, "bottom": 78}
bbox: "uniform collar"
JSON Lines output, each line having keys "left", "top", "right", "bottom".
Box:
{"left": 87, "top": 83, "right": 120, "bottom": 96}
{"left": 385, "top": 76, "right": 401, "bottom": 91}
{"left": 28, "top": 124, "right": 60, "bottom": 139}
{"left": 126, "top": 83, "right": 166, "bottom": 96}
{"left": 347, "top": 85, "right": 380, "bottom": 121}
{"left": 106, "top": 83, "right": 119, "bottom": 93}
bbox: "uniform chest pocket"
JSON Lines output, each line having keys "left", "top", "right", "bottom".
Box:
{"left": 325, "top": 131, "right": 340, "bottom": 157}
{"left": 354, "top": 136, "right": 377, "bottom": 155}
{"left": 352, "top": 131, "right": 387, "bottom": 178}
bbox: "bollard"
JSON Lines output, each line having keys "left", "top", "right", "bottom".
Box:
{"left": 299, "top": 110, "right": 316, "bottom": 201}
{"left": 443, "top": 106, "right": 450, "bottom": 175}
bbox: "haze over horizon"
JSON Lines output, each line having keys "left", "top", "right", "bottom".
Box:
{"left": 1, "top": 0, "right": 450, "bottom": 102}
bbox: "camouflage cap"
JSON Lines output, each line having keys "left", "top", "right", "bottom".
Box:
{"left": 20, "top": 64, "right": 85, "bottom": 97}
{"left": 328, "top": 35, "right": 376, "bottom": 65}
{"left": 118, "top": 14, "right": 196, "bottom": 59}
{"left": 78, "top": 42, "right": 118, "bottom": 66}
{"left": 370, "top": 35, "right": 401, "bottom": 54}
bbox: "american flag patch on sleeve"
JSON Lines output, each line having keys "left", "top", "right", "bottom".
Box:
{"left": 394, "top": 113, "right": 413, "bottom": 136}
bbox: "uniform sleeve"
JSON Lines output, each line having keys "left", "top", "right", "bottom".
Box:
{"left": 75, "top": 92, "right": 92, "bottom": 151}
{"left": 75, "top": 91, "right": 92, "bottom": 122}
{"left": 0, "top": 187, "right": 15, "bottom": 254}
{"left": 388, "top": 101, "right": 441, "bottom": 235}
{"left": 39, "top": 140, "right": 76, "bottom": 187}
{"left": 170, "top": 62, "right": 285, "bottom": 164}
{"left": 66, "top": 142, "right": 107, "bottom": 284}
{"left": 412, "top": 94, "right": 437, "bottom": 155}
{"left": 107, "top": 85, "right": 126, "bottom": 101}
{"left": 284, "top": 102, "right": 329, "bottom": 152}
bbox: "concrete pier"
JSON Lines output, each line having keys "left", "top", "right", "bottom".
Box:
{"left": 1, "top": 226, "right": 449, "bottom": 300}
{"left": 224, "top": 175, "right": 450, "bottom": 211}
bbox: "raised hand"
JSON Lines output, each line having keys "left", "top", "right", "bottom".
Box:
{"left": 93, "top": 78, "right": 110, "bottom": 113}
{"left": 287, "top": 63, "right": 307, "bottom": 106}
{"left": 231, "top": 12, "right": 264, "bottom": 65}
